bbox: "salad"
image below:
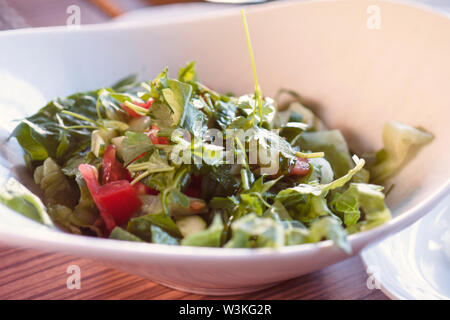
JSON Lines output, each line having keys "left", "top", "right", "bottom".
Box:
{"left": 0, "top": 12, "right": 433, "bottom": 252}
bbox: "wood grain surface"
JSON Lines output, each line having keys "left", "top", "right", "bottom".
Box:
{"left": 0, "top": 0, "right": 389, "bottom": 300}
{"left": 0, "top": 244, "right": 388, "bottom": 300}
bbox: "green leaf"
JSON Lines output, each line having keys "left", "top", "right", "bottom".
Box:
{"left": 181, "top": 215, "right": 224, "bottom": 247}
{"left": 111, "top": 74, "right": 139, "bottom": 92}
{"left": 225, "top": 213, "right": 285, "bottom": 248}
{"left": 348, "top": 183, "right": 391, "bottom": 231}
{"left": 128, "top": 212, "right": 182, "bottom": 239}
{"left": 178, "top": 61, "right": 197, "bottom": 83}
{"left": 127, "top": 151, "right": 174, "bottom": 182}
{"left": 12, "top": 122, "right": 48, "bottom": 161}
{"left": 34, "top": 158, "right": 78, "bottom": 209}
{"left": 168, "top": 189, "right": 190, "bottom": 208}
{"left": 276, "top": 155, "right": 365, "bottom": 199}
{"left": 149, "top": 102, "right": 175, "bottom": 129}
{"left": 282, "top": 220, "right": 308, "bottom": 246}
{"left": 263, "top": 200, "right": 292, "bottom": 221}
{"left": 179, "top": 101, "right": 208, "bottom": 138}
{"left": 369, "top": 121, "right": 433, "bottom": 184}
{"left": 295, "top": 130, "right": 353, "bottom": 178}
{"left": 238, "top": 95, "right": 276, "bottom": 127}
{"left": 330, "top": 188, "right": 361, "bottom": 227}
{"left": 110, "top": 226, "right": 143, "bottom": 242}
{"left": 120, "top": 131, "right": 154, "bottom": 165}
{"left": 11, "top": 92, "right": 99, "bottom": 166}
{"left": 151, "top": 225, "right": 179, "bottom": 245}
{"left": 0, "top": 178, "right": 54, "bottom": 227}
{"left": 307, "top": 217, "right": 351, "bottom": 253}
{"left": 161, "top": 79, "right": 193, "bottom": 127}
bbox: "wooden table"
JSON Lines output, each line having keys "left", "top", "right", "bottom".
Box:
{"left": 0, "top": 244, "right": 387, "bottom": 300}
{"left": 0, "top": 0, "right": 388, "bottom": 300}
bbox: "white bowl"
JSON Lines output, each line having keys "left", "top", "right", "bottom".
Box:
{"left": 361, "top": 193, "right": 450, "bottom": 300}
{"left": 0, "top": 0, "right": 449, "bottom": 295}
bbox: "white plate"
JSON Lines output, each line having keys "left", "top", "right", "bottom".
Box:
{"left": 0, "top": 0, "right": 449, "bottom": 295}
{"left": 361, "top": 194, "right": 450, "bottom": 300}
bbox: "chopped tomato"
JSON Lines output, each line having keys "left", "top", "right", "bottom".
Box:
{"left": 157, "top": 136, "right": 169, "bottom": 145}
{"left": 78, "top": 164, "right": 141, "bottom": 231}
{"left": 133, "top": 182, "right": 159, "bottom": 195}
{"left": 147, "top": 125, "right": 169, "bottom": 145}
{"left": 95, "top": 180, "right": 142, "bottom": 226}
{"left": 290, "top": 157, "right": 311, "bottom": 176}
{"left": 122, "top": 98, "right": 154, "bottom": 118}
{"left": 102, "top": 145, "right": 130, "bottom": 184}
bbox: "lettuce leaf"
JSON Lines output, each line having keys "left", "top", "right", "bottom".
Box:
{"left": 369, "top": 121, "right": 433, "bottom": 184}
{"left": 0, "top": 178, "right": 54, "bottom": 227}
{"left": 294, "top": 130, "right": 353, "bottom": 178}
{"left": 225, "top": 213, "right": 285, "bottom": 248}
{"left": 331, "top": 183, "right": 391, "bottom": 231}
{"left": 181, "top": 214, "right": 224, "bottom": 247}
{"left": 151, "top": 225, "right": 179, "bottom": 245}
{"left": 110, "top": 226, "right": 143, "bottom": 242}
{"left": 276, "top": 155, "right": 365, "bottom": 199}
{"left": 307, "top": 216, "right": 351, "bottom": 253}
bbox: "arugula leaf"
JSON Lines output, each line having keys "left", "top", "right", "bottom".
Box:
{"left": 211, "top": 100, "right": 238, "bottom": 130}
{"left": 0, "top": 178, "right": 54, "bottom": 227}
{"left": 178, "top": 61, "right": 197, "bottom": 83}
{"left": 181, "top": 215, "right": 224, "bottom": 247}
{"left": 179, "top": 101, "right": 208, "bottom": 138}
{"left": 149, "top": 102, "right": 175, "bottom": 129}
{"left": 161, "top": 79, "right": 193, "bottom": 127}
{"left": 120, "top": 131, "right": 154, "bottom": 165}
{"left": 11, "top": 92, "right": 100, "bottom": 166}
{"left": 238, "top": 95, "right": 276, "bottom": 128}
{"left": 127, "top": 151, "right": 174, "bottom": 184}
{"left": 253, "top": 127, "right": 296, "bottom": 160}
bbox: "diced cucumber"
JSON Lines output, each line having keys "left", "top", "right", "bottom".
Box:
{"left": 176, "top": 216, "right": 206, "bottom": 237}
{"left": 91, "top": 128, "right": 117, "bottom": 157}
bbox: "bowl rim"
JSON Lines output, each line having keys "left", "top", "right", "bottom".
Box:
{"left": 0, "top": 0, "right": 449, "bottom": 259}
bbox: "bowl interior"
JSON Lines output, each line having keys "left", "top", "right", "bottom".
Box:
{"left": 0, "top": 0, "right": 449, "bottom": 244}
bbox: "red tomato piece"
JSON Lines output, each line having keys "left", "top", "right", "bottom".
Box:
{"left": 102, "top": 145, "right": 130, "bottom": 184}
{"left": 122, "top": 98, "right": 154, "bottom": 118}
{"left": 133, "top": 182, "right": 159, "bottom": 195}
{"left": 184, "top": 175, "right": 202, "bottom": 198}
{"left": 290, "top": 157, "right": 311, "bottom": 176}
{"left": 147, "top": 125, "right": 169, "bottom": 145}
{"left": 94, "top": 180, "right": 142, "bottom": 226}
{"left": 78, "top": 164, "right": 142, "bottom": 230}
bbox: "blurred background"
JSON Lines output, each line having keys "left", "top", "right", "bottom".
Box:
{"left": 1, "top": 0, "right": 449, "bottom": 31}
